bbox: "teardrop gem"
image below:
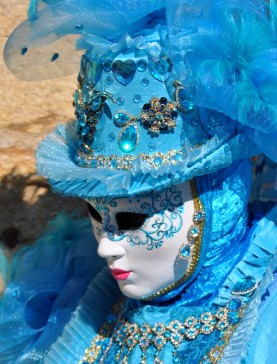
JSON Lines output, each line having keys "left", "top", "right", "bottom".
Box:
{"left": 90, "top": 96, "right": 102, "bottom": 111}
{"left": 86, "top": 60, "right": 102, "bottom": 86}
{"left": 232, "top": 276, "right": 257, "bottom": 295}
{"left": 118, "top": 124, "right": 139, "bottom": 153}
{"left": 180, "top": 244, "right": 191, "bottom": 259}
{"left": 148, "top": 56, "right": 173, "bottom": 82}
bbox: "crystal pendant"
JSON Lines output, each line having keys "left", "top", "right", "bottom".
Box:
{"left": 86, "top": 60, "right": 102, "bottom": 86}
{"left": 148, "top": 56, "right": 173, "bottom": 82}
{"left": 112, "top": 60, "right": 136, "bottom": 86}
{"left": 118, "top": 124, "right": 139, "bottom": 153}
{"left": 232, "top": 276, "right": 257, "bottom": 295}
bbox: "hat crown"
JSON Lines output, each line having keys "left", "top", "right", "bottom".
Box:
{"left": 74, "top": 32, "right": 231, "bottom": 172}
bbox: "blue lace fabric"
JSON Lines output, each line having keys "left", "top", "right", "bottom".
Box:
{"left": 0, "top": 160, "right": 276, "bottom": 363}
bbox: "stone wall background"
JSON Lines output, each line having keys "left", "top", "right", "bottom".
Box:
{"left": 0, "top": 0, "right": 87, "bottom": 257}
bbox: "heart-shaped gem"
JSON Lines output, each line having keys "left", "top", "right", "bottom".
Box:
{"left": 148, "top": 56, "right": 173, "bottom": 82}
{"left": 112, "top": 60, "right": 136, "bottom": 86}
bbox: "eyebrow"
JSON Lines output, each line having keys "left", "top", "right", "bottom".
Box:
{"left": 87, "top": 203, "right": 102, "bottom": 223}
{"left": 116, "top": 212, "right": 148, "bottom": 231}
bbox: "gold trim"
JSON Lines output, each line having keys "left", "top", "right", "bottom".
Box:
{"left": 142, "top": 179, "right": 205, "bottom": 301}
{"left": 200, "top": 305, "right": 247, "bottom": 364}
{"left": 77, "top": 148, "right": 186, "bottom": 170}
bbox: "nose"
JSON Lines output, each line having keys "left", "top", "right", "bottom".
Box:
{"left": 97, "top": 237, "right": 125, "bottom": 259}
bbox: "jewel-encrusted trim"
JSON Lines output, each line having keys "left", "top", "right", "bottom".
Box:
{"left": 142, "top": 179, "right": 205, "bottom": 301}
{"left": 79, "top": 300, "right": 231, "bottom": 364}
{"left": 76, "top": 148, "right": 186, "bottom": 170}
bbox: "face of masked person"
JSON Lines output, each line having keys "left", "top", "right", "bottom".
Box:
{"left": 87, "top": 181, "right": 196, "bottom": 300}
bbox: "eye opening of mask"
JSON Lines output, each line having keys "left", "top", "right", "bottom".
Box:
{"left": 87, "top": 203, "right": 102, "bottom": 223}
{"left": 116, "top": 212, "right": 149, "bottom": 231}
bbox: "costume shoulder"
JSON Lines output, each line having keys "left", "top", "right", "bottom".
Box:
{"left": 0, "top": 214, "right": 120, "bottom": 363}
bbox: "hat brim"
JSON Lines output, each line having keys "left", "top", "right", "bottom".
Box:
{"left": 36, "top": 121, "right": 259, "bottom": 198}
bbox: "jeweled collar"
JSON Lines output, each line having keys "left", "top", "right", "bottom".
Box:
{"left": 79, "top": 210, "right": 277, "bottom": 364}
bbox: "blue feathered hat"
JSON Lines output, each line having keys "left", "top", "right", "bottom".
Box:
{"left": 4, "top": 0, "right": 277, "bottom": 198}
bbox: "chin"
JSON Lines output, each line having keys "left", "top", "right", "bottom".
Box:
{"left": 117, "top": 281, "right": 155, "bottom": 300}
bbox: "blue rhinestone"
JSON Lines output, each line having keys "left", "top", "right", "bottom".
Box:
{"left": 108, "top": 132, "right": 116, "bottom": 142}
{"left": 148, "top": 143, "right": 156, "bottom": 152}
{"left": 86, "top": 60, "right": 102, "bottom": 86}
{"left": 105, "top": 75, "right": 114, "bottom": 85}
{"left": 114, "top": 112, "right": 131, "bottom": 127}
{"left": 173, "top": 357, "right": 180, "bottom": 363}
{"left": 157, "top": 338, "right": 163, "bottom": 345}
{"left": 194, "top": 211, "right": 204, "bottom": 222}
{"left": 141, "top": 78, "right": 150, "bottom": 87}
{"left": 181, "top": 245, "right": 191, "bottom": 258}
{"left": 90, "top": 97, "right": 101, "bottom": 111}
{"left": 178, "top": 89, "right": 194, "bottom": 111}
{"left": 112, "top": 60, "right": 136, "bottom": 86}
{"left": 81, "top": 125, "right": 91, "bottom": 138}
{"left": 154, "top": 157, "right": 162, "bottom": 167}
{"left": 227, "top": 297, "right": 243, "bottom": 311}
{"left": 133, "top": 94, "right": 141, "bottom": 103}
{"left": 118, "top": 125, "right": 138, "bottom": 153}
{"left": 148, "top": 56, "right": 173, "bottom": 82}
{"left": 190, "top": 226, "right": 199, "bottom": 237}
{"left": 137, "top": 59, "right": 147, "bottom": 72}
{"left": 233, "top": 276, "right": 257, "bottom": 294}
{"left": 103, "top": 59, "right": 113, "bottom": 72}
{"left": 117, "top": 97, "right": 125, "bottom": 106}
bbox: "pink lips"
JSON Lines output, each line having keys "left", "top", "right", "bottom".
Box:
{"left": 111, "top": 268, "right": 131, "bottom": 280}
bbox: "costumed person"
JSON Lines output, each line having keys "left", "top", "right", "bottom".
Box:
{"left": 1, "top": 0, "right": 277, "bottom": 363}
